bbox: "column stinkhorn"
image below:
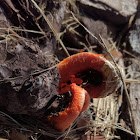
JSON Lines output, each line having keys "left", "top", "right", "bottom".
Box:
{"left": 47, "top": 52, "right": 120, "bottom": 132}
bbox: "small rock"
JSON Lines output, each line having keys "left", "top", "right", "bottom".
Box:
{"left": 78, "top": 0, "right": 138, "bottom": 25}
{"left": 129, "top": 5, "right": 140, "bottom": 54}
{"left": 81, "top": 16, "right": 114, "bottom": 47}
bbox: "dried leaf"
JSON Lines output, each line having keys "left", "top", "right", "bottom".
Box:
{"left": 105, "top": 47, "right": 122, "bottom": 62}
{"left": 10, "top": 129, "right": 28, "bottom": 140}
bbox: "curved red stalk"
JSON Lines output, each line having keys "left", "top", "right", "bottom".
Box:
{"left": 47, "top": 83, "right": 88, "bottom": 132}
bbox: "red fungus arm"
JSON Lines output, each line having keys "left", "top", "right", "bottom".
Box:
{"left": 81, "top": 91, "right": 90, "bottom": 112}
{"left": 47, "top": 83, "right": 87, "bottom": 132}
{"left": 58, "top": 52, "right": 120, "bottom": 98}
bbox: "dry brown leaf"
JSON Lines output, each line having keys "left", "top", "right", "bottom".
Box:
{"left": 10, "top": 129, "right": 28, "bottom": 140}
{"left": 105, "top": 47, "right": 122, "bottom": 62}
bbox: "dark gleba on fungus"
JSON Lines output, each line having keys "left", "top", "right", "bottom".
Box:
{"left": 47, "top": 52, "right": 121, "bottom": 132}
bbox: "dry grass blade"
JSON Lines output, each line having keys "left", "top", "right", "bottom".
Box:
{"left": 0, "top": 111, "right": 25, "bottom": 129}
{"left": 71, "top": 11, "right": 138, "bottom": 140}
{"left": 0, "top": 65, "right": 57, "bottom": 83}
{"left": 90, "top": 95, "right": 119, "bottom": 139}
{"left": 30, "top": 0, "right": 70, "bottom": 57}
{"left": 125, "top": 79, "right": 140, "bottom": 83}
{"left": 61, "top": 125, "right": 72, "bottom": 140}
{"left": 99, "top": 36, "right": 138, "bottom": 140}
{"left": 0, "top": 27, "right": 45, "bottom": 35}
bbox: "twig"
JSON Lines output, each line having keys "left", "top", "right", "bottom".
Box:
{"left": 0, "top": 76, "right": 23, "bottom": 83}
{"left": 0, "top": 65, "right": 57, "bottom": 83}
{"left": 30, "top": 65, "right": 57, "bottom": 76}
